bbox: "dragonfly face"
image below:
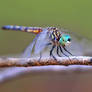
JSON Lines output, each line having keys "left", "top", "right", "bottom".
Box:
{"left": 59, "top": 34, "right": 71, "bottom": 46}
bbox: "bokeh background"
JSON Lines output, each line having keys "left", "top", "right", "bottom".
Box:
{"left": 0, "top": 0, "right": 92, "bottom": 92}
{"left": 0, "top": 0, "right": 92, "bottom": 55}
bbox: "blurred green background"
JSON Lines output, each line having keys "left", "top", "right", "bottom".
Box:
{"left": 0, "top": 0, "right": 92, "bottom": 55}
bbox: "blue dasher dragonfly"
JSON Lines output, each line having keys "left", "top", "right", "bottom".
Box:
{"left": 2, "top": 25, "right": 92, "bottom": 60}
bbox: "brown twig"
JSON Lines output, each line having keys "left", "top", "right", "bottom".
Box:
{"left": 0, "top": 56, "right": 92, "bottom": 67}
{"left": 0, "top": 56, "right": 92, "bottom": 83}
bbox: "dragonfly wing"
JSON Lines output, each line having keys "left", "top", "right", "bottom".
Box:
{"left": 71, "top": 36, "right": 92, "bottom": 56}
{"left": 60, "top": 29, "right": 92, "bottom": 56}
{"left": 75, "top": 37, "right": 92, "bottom": 56}
{"left": 34, "top": 28, "right": 49, "bottom": 54}
{"left": 65, "top": 36, "right": 85, "bottom": 56}
{"left": 21, "top": 34, "right": 39, "bottom": 58}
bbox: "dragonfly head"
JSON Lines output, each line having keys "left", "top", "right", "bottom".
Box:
{"left": 59, "top": 34, "right": 71, "bottom": 46}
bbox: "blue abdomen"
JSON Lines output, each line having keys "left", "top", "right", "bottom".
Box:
{"left": 2, "top": 25, "right": 28, "bottom": 31}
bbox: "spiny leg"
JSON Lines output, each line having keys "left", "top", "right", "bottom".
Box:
{"left": 38, "top": 42, "right": 52, "bottom": 61}
{"left": 59, "top": 46, "right": 71, "bottom": 61}
{"left": 63, "top": 46, "right": 80, "bottom": 61}
{"left": 50, "top": 45, "right": 57, "bottom": 60}
{"left": 38, "top": 52, "right": 42, "bottom": 62}
{"left": 63, "top": 46, "right": 73, "bottom": 56}
{"left": 46, "top": 43, "right": 52, "bottom": 46}
{"left": 59, "top": 46, "right": 69, "bottom": 57}
{"left": 57, "top": 46, "right": 62, "bottom": 57}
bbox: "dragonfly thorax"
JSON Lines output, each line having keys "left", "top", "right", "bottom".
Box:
{"left": 50, "top": 29, "right": 61, "bottom": 40}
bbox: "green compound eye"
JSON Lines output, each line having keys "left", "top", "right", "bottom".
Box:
{"left": 59, "top": 34, "right": 71, "bottom": 46}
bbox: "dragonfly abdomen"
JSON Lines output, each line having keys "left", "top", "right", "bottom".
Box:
{"left": 2, "top": 25, "right": 42, "bottom": 34}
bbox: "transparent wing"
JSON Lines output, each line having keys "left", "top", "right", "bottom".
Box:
{"left": 70, "top": 35, "right": 92, "bottom": 56}
{"left": 21, "top": 34, "right": 39, "bottom": 58}
{"left": 59, "top": 28, "right": 92, "bottom": 56}
{"left": 34, "top": 28, "right": 50, "bottom": 54}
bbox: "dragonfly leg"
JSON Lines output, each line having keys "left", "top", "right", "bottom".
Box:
{"left": 63, "top": 47, "right": 81, "bottom": 62}
{"left": 38, "top": 42, "right": 52, "bottom": 61}
{"left": 59, "top": 46, "right": 71, "bottom": 61}
{"left": 63, "top": 47, "right": 73, "bottom": 56}
{"left": 63, "top": 46, "right": 82, "bottom": 62}
{"left": 50, "top": 45, "right": 57, "bottom": 60}
{"left": 38, "top": 52, "right": 42, "bottom": 62}
{"left": 59, "top": 46, "right": 69, "bottom": 57}
{"left": 46, "top": 42, "right": 52, "bottom": 46}
{"left": 57, "top": 46, "right": 62, "bottom": 57}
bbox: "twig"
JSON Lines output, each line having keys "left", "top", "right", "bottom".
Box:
{"left": 0, "top": 56, "right": 92, "bottom": 83}
{"left": 0, "top": 56, "right": 92, "bottom": 67}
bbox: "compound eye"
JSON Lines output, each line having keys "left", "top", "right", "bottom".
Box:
{"left": 67, "top": 38, "right": 71, "bottom": 42}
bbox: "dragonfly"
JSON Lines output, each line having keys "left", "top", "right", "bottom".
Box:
{"left": 2, "top": 25, "right": 92, "bottom": 60}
